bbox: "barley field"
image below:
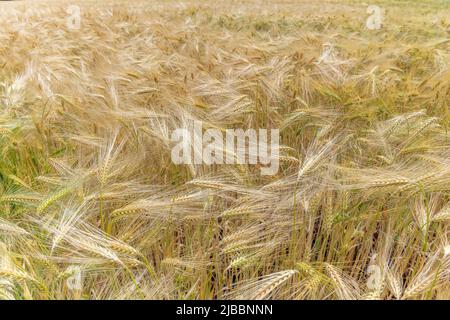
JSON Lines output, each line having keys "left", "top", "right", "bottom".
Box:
{"left": 0, "top": 0, "right": 449, "bottom": 300}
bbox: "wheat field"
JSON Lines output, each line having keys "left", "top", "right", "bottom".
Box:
{"left": 0, "top": 0, "right": 449, "bottom": 300}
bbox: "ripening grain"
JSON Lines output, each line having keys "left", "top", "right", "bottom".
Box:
{"left": 0, "top": 0, "right": 449, "bottom": 300}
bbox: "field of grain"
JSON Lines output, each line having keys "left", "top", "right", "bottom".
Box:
{"left": 0, "top": 0, "right": 449, "bottom": 300}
